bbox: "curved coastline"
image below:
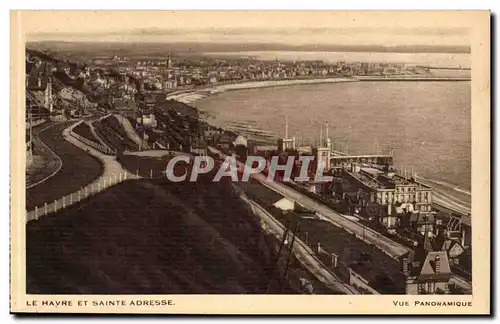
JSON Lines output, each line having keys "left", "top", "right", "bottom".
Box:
{"left": 166, "top": 77, "right": 356, "bottom": 103}
{"left": 168, "top": 78, "right": 472, "bottom": 216}
{"left": 166, "top": 76, "right": 470, "bottom": 104}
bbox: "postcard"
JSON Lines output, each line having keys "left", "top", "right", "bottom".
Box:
{"left": 10, "top": 10, "right": 490, "bottom": 314}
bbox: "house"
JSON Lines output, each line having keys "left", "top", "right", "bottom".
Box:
{"left": 375, "top": 203, "right": 400, "bottom": 229}
{"left": 401, "top": 232, "right": 453, "bottom": 294}
{"left": 410, "top": 211, "right": 438, "bottom": 237}
{"left": 442, "top": 240, "right": 466, "bottom": 265}
{"left": 216, "top": 130, "right": 247, "bottom": 151}
{"left": 433, "top": 230, "right": 466, "bottom": 265}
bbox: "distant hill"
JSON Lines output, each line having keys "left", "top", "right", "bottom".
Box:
{"left": 27, "top": 41, "right": 471, "bottom": 59}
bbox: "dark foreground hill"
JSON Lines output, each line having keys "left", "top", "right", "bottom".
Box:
{"left": 27, "top": 178, "right": 286, "bottom": 294}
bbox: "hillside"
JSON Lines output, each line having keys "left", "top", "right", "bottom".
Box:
{"left": 27, "top": 178, "right": 287, "bottom": 294}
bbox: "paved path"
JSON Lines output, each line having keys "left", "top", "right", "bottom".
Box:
{"left": 27, "top": 122, "right": 136, "bottom": 221}
{"left": 26, "top": 121, "right": 103, "bottom": 211}
{"left": 26, "top": 122, "right": 62, "bottom": 189}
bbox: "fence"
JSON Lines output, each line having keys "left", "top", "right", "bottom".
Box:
{"left": 26, "top": 170, "right": 137, "bottom": 223}
{"left": 70, "top": 121, "right": 117, "bottom": 155}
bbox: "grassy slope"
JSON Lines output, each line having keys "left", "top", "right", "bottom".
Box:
{"left": 26, "top": 177, "right": 282, "bottom": 294}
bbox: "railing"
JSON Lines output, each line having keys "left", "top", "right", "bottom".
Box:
{"left": 26, "top": 171, "right": 136, "bottom": 223}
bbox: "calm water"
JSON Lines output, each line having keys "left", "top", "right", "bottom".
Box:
{"left": 204, "top": 51, "right": 471, "bottom": 68}
{"left": 195, "top": 81, "right": 471, "bottom": 191}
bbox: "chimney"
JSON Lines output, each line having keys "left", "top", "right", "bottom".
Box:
{"left": 435, "top": 255, "right": 441, "bottom": 274}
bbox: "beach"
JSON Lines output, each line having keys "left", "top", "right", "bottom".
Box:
{"left": 166, "top": 77, "right": 356, "bottom": 104}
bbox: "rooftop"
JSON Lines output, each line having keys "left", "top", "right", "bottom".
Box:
{"left": 347, "top": 170, "right": 385, "bottom": 189}
{"left": 347, "top": 167, "right": 431, "bottom": 191}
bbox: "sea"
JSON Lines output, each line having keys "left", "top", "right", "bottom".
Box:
{"left": 194, "top": 80, "right": 471, "bottom": 196}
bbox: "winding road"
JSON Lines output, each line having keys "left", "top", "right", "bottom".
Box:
{"left": 26, "top": 122, "right": 61, "bottom": 189}
{"left": 26, "top": 121, "right": 104, "bottom": 211}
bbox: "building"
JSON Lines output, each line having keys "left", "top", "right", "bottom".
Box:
{"left": 370, "top": 203, "right": 400, "bottom": 229}
{"left": 343, "top": 165, "right": 433, "bottom": 212}
{"left": 26, "top": 62, "right": 54, "bottom": 112}
{"left": 136, "top": 92, "right": 155, "bottom": 114}
{"left": 401, "top": 233, "right": 453, "bottom": 294}
{"left": 407, "top": 211, "right": 438, "bottom": 237}
{"left": 330, "top": 154, "right": 394, "bottom": 168}
{"left": 216, "top": 130, "right": 248, "bottom": 152}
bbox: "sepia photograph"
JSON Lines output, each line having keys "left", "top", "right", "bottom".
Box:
{"left": 10, "top": 10, "right": 490, "bottom": 314}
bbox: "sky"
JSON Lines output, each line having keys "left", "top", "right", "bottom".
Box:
{"left": 18, "top": 11, "right": 471, "bottom": 47}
